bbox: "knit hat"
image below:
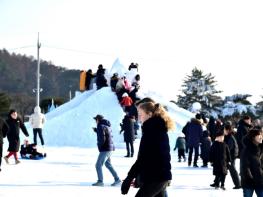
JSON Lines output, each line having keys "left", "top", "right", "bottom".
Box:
{"left": 215, "top": 130, "right": 224, "bottom": 137}
{"left": 93, "top": 114, "right": 104, "bottom": 121}
{"left": 122, "top": 93, "right": 128, "bottom": 97}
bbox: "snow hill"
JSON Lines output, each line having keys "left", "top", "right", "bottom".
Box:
{"left": 24, "top": 88, "right": 193, "bottom": 148}
{"left": 23, "top": 59, "right": 194, "bottom": 148}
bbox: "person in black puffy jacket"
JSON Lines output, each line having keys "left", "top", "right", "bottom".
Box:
{"left": 240, "top": 128, "right": 263, "bottom": 197}
{"left": 4, "top": 109, "right": 29, "bottom": 165}
{"left": 121, "top": 101, "right": 175, "bottom": 196}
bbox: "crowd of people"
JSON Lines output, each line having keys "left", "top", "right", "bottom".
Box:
{"left": 177, "top": 113, "right": 263, "bottom": 197}
{"left": 0, "top": 62, "right": 262, "bottom": 197}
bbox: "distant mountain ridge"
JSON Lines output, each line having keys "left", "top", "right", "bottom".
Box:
{"left": 0, "top": 49, "right": 80, "bottom": 100}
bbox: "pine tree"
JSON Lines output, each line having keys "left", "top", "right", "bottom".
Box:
{"left": 220, "top": 94, "right": 257, "bottom": 121}
{"left": 0, "top": 92, "right": 11, "bottom": 115}
{"left": 177, "top": 67, "right": 222, "bottom": 115}
{"left": 255, "top": 94, "right": 263, "bottom": 118}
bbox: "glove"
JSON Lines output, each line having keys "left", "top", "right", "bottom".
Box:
{"left": 121, "top": 177, "right": 133, "bottom": 195}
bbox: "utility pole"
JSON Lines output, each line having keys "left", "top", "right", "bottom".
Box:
{"left": 36, "top": 32, "right": 41, "bottom": 106}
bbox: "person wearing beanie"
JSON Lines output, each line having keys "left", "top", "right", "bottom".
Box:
{"left": 120, "top": 93, "right": 133, "bottom": 112}
{"left": 92, "top": 114, "right": 121, "bottom": 187}
{"left": 4, "top": 109, "right": 29, "bottom": 164}
{"left": 209, "top": 130, "right": 231, "bottom": 190}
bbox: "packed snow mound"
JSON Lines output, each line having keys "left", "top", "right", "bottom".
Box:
{"left": 27, "top": 87, "right": 125, "bottom": 147}
{"left": 108, "top": 58, "right": 128, "bottom": 77}
{"left": 45, "top": 90, "right": 96, "bottom": 120}
{"left": 25, "top": 88, "right": 193, "bottom": 148}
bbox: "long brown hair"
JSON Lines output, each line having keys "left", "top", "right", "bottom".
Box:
{"left": 138, "top": 102, "right": 175, "bottom": 131}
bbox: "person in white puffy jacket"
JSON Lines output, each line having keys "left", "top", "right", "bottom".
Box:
{"left": 29, "top": 106, "right": 46, "bottom": 146}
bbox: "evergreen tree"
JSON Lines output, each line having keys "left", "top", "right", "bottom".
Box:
{"left": 255, "top": 94, "right": 263, "bottom": 118}
{"left": 0, "top": 92, "right": 11, "bottom": 115}
{"left": 177, "top": 67, "right": 222, "bottom": 115}
{"left": 220, "top": 94, "right": 257, "bottom": 123}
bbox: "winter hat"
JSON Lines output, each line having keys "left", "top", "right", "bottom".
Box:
{"left": 122, "top": 93, "right": 128, "bottom": 97}
{"left": 195, "top": 113, "right": 202, "bottom": 120}
{"left": 215, "top": 129, "right": 224, "bottom": 137}
{"left": 8, "top": 109, "right": 17, "bottom": 117}
{"left": 93, "top": 114, "right": 104, "bottom": 121}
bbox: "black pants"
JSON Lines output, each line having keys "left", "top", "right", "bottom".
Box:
{"left": 188, "top": 146, "right": 199, "bottom": 165}
{"left": 33, "top": 128, "right": 44, "bottom": 145}
{"left": 135, "top": 181, "right": 169, "bottom": 197}
{"left": 229, "top": 159, "right": 241, "bottom": 187}
{"left": 125, "top": 141, "right": 134, "bottom": 156}
{"left": 178, "top": 149, "right": 185, "bottom": 160}
{"left": 214, "top": 174, "right": 226, "bottom": 187}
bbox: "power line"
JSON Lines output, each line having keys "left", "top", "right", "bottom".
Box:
{"left": 7, "top": 45, "right": 35, "bottom": 50}
{"left": 42, "top": 45, "right": 115, "bottom": 57}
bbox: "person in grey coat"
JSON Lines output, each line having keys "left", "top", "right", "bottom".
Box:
{"left": 174, "top": 133, "right": 186, "bottom": 162}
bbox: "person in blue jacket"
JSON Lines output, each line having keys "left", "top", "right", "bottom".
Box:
{"left": 92, "top": 114, "right": 121, "bottom": 187}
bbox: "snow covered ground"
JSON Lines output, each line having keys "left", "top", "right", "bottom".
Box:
{"left": 0, "top": 64, "right": 245, "bottom": 196}
{"left": 0, "top": 141, "right": 243, "bottom": 197}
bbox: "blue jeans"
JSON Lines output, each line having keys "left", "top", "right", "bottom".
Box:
{"left": 243, "top": 188, "right": 263, "bottom": 197}
{"left": 95, "top": 151, "right": 119, "bottom": 182}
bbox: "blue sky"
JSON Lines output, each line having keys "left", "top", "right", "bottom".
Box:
{"left": 1, "top": 0, "right": 263, "bottom": 103}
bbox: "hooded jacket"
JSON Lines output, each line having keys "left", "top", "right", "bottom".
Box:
{"left": 29, "top": 106, "right": 46, "bottom": 129}
{"left": 185, "top": 118, "right": 203, "bottom": 147}
{"left": 95, "top": 119, "right": 115, "bottom": 152}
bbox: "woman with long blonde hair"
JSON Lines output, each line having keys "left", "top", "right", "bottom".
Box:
{"left": 121, "top": 101, "right": 174, "bottom": 197}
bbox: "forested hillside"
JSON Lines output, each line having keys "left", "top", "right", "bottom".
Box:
{"left": 0, "top": 49, "right": 80, "bottom": 116}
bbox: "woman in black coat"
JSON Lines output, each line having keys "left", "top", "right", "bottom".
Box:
{"left": 240, "top": 128, "right": 263, "bottom": 197}
{"left": 120, "top": 112, "right": 135, "bottom": 157}
{"left": 121, "top": 102, "right": 175, "bottom": 197}
{"left": 4, "top": 109, "right": 29, "bottom": 164}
